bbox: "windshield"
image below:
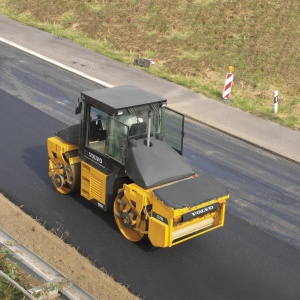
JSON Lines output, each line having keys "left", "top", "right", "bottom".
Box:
{"left": 115, "top": 105, "right": 162, "bottom": 135}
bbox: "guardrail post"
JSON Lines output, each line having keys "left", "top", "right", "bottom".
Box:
{"left": 274, "top": 90, "right": 278, "bottom": 113}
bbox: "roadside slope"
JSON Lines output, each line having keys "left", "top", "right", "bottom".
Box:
{"left": 0, "top": 193, "right": 139, "bottom": 300}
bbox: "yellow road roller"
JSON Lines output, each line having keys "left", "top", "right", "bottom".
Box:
{"left": 47, "top": 85, "right": 229, "bottom": 247}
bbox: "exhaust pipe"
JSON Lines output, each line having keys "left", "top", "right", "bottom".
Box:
{"left": 147, "top": 113, "right": 151, "bottom": 147}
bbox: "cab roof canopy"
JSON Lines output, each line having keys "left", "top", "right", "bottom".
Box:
{"left": 81, "top": 85, "right": 167, "bottom": 115}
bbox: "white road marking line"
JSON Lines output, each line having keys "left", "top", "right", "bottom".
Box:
{"left": 0, "top": 37, "right": 114, "bottom": 88}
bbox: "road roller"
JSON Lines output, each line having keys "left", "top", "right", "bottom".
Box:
{"left": 47, "top": 85, "right": 229, "bottom": 247}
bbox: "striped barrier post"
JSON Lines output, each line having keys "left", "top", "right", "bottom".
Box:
{"left": 274, "top": 90, "right": 278, "bottom": 113}
{"left": 222, "top": 66, "right": 234, "bottom": 100}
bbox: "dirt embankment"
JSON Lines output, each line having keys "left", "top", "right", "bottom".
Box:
{"left": 0, "top": 194, "right": 139, "bottom": 300}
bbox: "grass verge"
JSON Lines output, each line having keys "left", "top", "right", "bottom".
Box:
{"left": 0, "top": 247, "right": 38, "bottom": 300}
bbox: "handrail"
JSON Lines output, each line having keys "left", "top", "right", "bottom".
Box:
{"left": 0, "top": 229, "right": 95, "bottom": 300}
{"left": 0, "top": 269, "right": 37, "bottom": 300}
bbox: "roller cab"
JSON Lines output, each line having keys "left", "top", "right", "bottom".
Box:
{"left": 47, "top": 85, "right": 229, "bottom": 247}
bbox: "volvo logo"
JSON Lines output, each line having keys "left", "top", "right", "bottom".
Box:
{"left": 192, "top": 206, "right": 214, "bottom": 216}
{"left": 182, "top": 203, "right": 220, "bottom": 222}
{"left": 84, "top": 148, "right": 103, "bottom": 165}
{"left": 88, "top": 152, "right": 102, "bottom": 164}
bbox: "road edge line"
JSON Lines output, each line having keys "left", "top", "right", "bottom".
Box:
{"left": 0, "top": 37, "right": 114, "bottom": 88}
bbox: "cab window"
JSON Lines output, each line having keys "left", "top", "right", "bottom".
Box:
{"left": 106, "top": 117, "right": 129, "bottom": 165}
{"left": 87, "top": 106, "right": 108, "bottom": 154}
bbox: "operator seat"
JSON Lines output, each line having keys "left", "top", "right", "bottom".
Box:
{"left": 129, "top": 122, "right": 147, "bottom": 139}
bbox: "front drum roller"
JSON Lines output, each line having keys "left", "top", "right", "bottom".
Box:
{"left": 48, "top": 156, "right": 80, "bottom": 195}
{"left": 114, "top": 192, "right": 148, "bottom": 242}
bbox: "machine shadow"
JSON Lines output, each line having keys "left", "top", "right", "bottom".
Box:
{"left": 67, "top": 196, "right": 159, "bottom": 253}
{"left": 22, "top": 145, "right": 156, "bottom": 253}
{"left": 23, "top": 144, "right": 53, "bottom": 189}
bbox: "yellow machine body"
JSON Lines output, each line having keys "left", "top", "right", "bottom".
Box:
{"left": 48, "top": 137, "right": 115, "bottom": 211}
{"left": 48, "top": 136, "right": 80, "bottom": 166}
{"left": 47, "top": 86, "right": 230, "bottom": 248}
{"left": 80, "top": 161, "right": 107, "bottom": 205}
{"left": 47, "top": 136, "right": 81, "bottom": 195}
{"left": 121, "top": 182, "right": 228, "bottom": 248}
{"left": 47, "top": 135, "right": 229, "bottom": 247}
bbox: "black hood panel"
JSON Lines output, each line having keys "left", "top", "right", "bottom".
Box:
{"left": 55, "top": 123, "right": 80, "bottom": 145}
{"left": 153, "top": 174, "right": 229, "bottom": 209}
{"left": 125, "top": 138, "right": 194, "bottom": 188}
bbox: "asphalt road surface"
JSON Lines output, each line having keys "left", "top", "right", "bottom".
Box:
{"left": 1, "top": 42, "right": 300, "bottom": 300}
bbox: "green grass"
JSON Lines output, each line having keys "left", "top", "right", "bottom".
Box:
{"left": 1, "top": 0, "right": 299, "bottom": 129}
{"left": 0, "top": 248, "right": 33, "bottom": 300}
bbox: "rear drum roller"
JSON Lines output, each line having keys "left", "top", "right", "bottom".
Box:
{"left": 48, "top": 159, "right": 80, "bottom": 194}
{"left": 114, "top": 192, "right": 148, "bottom": 242}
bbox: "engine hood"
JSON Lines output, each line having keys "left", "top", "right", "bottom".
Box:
{"left": 153, "top": 174, "right": 229, "bottom": 209}
{"left": 125, "top": 138, "right": 194, "bottom": 189}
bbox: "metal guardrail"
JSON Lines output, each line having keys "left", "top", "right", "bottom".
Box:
{"left": 0, "top": 229, "right": 95, "bottom": 300}
{"left": 0, "top": 269, "right": 37, "bottom": 299}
